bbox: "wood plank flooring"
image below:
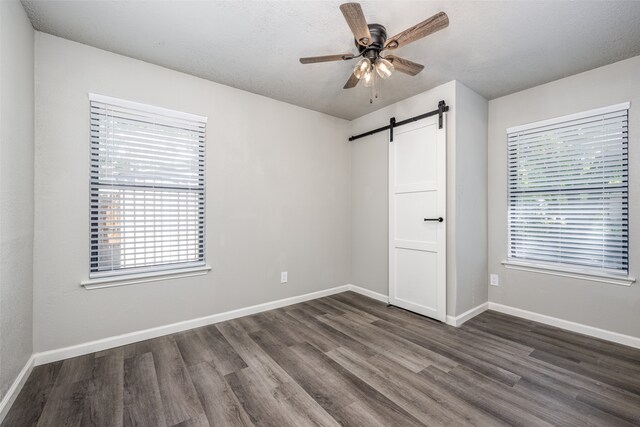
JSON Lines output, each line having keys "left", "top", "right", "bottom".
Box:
{"left": 4, "top": 291, "right": 640, "bottom": 426}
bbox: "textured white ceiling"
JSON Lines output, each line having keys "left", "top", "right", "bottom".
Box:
{"left": 22, "top": 0, "right": 640, "bottom": 120}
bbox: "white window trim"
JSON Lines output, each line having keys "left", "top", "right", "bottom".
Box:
{"left": 88, "top": 93, "right": 208, "bottom": 123}
{"left": 88, "top": 93, "right": 207, "bottom": 279}
{"left": 81, "top": 265, "right": 212, "bottom": 290}
{"left": 506, "top": 102, "right": 630, "bottom": 134}
{"left": 506, "top": 102, "right": 630, "bottom": 279}
{"left": 502, "top": 259, "right": 635, "bottom": 287}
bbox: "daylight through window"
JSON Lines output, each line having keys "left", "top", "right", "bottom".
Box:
{"left": 89, "top": 94, "right": 206, "bottom": 278}
{"left": 507, "top": 103, "right": 629, "bottom": 275}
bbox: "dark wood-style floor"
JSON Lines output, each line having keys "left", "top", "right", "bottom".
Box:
{"left": 4, "top": 291, "right": 640, "bottom": 426}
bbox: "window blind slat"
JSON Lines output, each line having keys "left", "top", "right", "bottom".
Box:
{"left": 90, "top": 104, "right": 206, "bottom": 132}
{"left": 90, "top": 97, "right": 206, "bottom": 277}
{"left": 90, "top": 131, "right": 205, "bottom": 152}
{"left": 509, "top": 123, "right": 627, "bottom": 145}
{"left": 507, "top": 105, "right": 628, "bottom": 275}
{"left": 508, "top": 110, "right": 627, "bottom": 139}
{"left": 509, "top": 152, "right": 627, "bottom": 167}
{"left": 508, "top": 129, "right": 628, "bottom": 153}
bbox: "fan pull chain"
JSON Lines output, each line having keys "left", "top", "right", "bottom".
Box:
{"left": 370, "top": 68, "right": 379, "bottom": 104}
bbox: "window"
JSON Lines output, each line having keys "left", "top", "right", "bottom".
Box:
{"left": 507, "top": 103, "right": 629, "bottom": 277}
{"left": 89, "top": 94, "right": 206, "bottom": 278}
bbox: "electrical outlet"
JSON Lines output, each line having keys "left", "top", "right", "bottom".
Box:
{"left": 281, "top": 271, "right": 288, "bottom": 284}
{"left": 490, "top": 274, "right": 499, "bottom": 287}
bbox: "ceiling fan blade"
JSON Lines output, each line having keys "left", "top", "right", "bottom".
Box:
{"left": 300, "top": 54, "right": 354, "bottom": 64}
{"left": 339, "top": 3, "right": 372, "bottom": 46}
{"left": 385, "top": 55, "right": 425, "bottom": 76}
{"left": 343, "top": 73, "right": 360, "bottom": 89}
{"left": 384, "top": 12, "right": 449, "bottom": 50}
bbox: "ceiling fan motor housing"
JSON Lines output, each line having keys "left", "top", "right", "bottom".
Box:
{"left": 356, "top": 24, "right": 387, "bottom": 60}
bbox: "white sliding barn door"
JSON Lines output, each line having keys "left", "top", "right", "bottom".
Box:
{"left": 389, "top": 115, "right": 446, "bottom": 322}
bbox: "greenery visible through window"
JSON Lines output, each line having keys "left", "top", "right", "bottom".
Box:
{"left": 89, "top": 94, "right": 206, "bottom": 278}
{"left": 507, "top": 104, "right": 629, "bottom": 275}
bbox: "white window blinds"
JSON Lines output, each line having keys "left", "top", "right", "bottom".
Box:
{"left": 89, "top": 94, "right": 206, "bottom": 278}
{"left": 507, "top": 103, "right": 629, "bottom": 275}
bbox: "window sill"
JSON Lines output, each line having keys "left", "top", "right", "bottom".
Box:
{"left": 81, "top": 266, "right": 212, "bottom": 290}
{"left": 501, "top": 260, "right": 635, "bottom": 287}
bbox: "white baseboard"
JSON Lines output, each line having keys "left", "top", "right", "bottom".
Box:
{"left": 33, "top": 284, "right": 390, "bottom": 366}
{"left": 0, "top": 355, "right": 35, "bottom": 423}
{"left": 2, "top": 283, "right": 387, "bottom": 420}
{"left": 347, "top": 284, "right": 389, "bottom": 303}
{"left": 348, "top": 284, "right": 490, "bottom": 327}
{"left": 10, "top": 285, "right": 387, "bottom": 418}
{"left": 35, "top": 284, "right": 364, "bottom": 366}
{"left": 349, "top": 284, "right": 489, "bottom": 328}
{"left": 446, "top": 302, "right": 489, "bottom": 327}
{"left": 488, "top": 302, "right": 640, "bottom": 350}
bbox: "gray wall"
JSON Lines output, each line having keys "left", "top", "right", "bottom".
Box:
{"left": 33, "top": 33, "right": 351, "bottom": 353}
{"left": 488, "top": 55, "right": 640, "bottom": 338}
{"left": 350, "top": 81, "right": 456, "bottom": 305}
{"left": 350, "top": 126, "right": 389, "bottom": 295}
{"left": 350, "top": 81, "right": 488, "bottom": 317}
{"left": 454, "top": 82, "right": 488, "bottom": 315}
{"left": 0, "top": 0, "right": 34, "bottom": 401}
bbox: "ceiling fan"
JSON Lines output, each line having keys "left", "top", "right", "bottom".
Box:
{"left": 300, "top": 3, "right": 449, "bottom": 101}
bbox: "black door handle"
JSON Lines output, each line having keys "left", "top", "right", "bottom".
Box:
{"left": 424, "top": 217, "right": 444, "bottom": 222}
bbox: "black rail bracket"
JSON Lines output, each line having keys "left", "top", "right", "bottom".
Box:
{"left": 438, "top": 100, "right": 449, "bottom": 129}
{"left": 389, "top": 117, "right": 396, "bottom": 142}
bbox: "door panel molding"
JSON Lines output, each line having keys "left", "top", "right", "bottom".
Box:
{"left": 389, "top": 114, "right": 446, "bottom": 322}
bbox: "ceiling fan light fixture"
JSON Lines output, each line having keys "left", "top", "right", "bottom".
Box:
{"left": 362, "top": 67, "right": 375, "bottom": 87}
{"left": 353, "top": 58, "right": 371, "bottom": 79}
{"left": 299, "top": 3, "right": 447, "bottom": 98}
{"left": 375, "top": 58, "right": 394, "bottom": 79}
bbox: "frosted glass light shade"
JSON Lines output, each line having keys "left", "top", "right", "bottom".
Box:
{"left": 353, "top": 58, "right": 371, "bottom": 79}
{"left": 375, "top": 58, "right": 394, "bottom": 79}
{"left": 363, "top": 67, "right": 374, "bottom": 87}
